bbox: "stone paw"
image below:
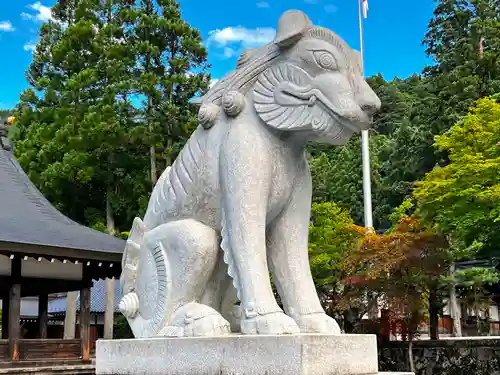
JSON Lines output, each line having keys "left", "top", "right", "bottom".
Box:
{"left": 183, "top": 312, "right": 232, "bottom": 337}
{"left": 294, "top": 313, "right": 341, "bottom": 334}
{"left": 240, "top": 312, "right": 300, "bottom": 335}
{"left": 165, "top": 302, "right": 231, "bottom": 337}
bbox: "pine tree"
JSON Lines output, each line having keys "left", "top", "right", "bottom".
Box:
{"left": 13, "top": 0, "right": 210, "bottom": 232}
{"left": 423, "top": 0, "right": 500, "bottom": 129}
{"left": 14, "top": 0, "right": 141, "bottom": 231}
{"left": 130, "top": 0, "right": 209, "bottom": 185}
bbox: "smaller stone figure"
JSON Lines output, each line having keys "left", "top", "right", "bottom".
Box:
{"left": 0, "top": 117, "right": 14, "bottom": 152}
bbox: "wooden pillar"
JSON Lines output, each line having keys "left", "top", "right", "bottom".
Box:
{"left": 38, "top": 293, "right": 48, "bottom": 339}
{"left": 103, "top": 277, "right": 115, "bottom": 339}
{"left": 63, "top": 291, "right": 77, "bottom": 339}
{"left": 80, "top": 269, "right": 91, "bottom": 362}
{"left": 428, "top": 288, "right": 439, "bottom": 340}
{"left": 8, "top": 257, "right": 21, "bottom": 361}
{"left": 380, "top": 309, "right": 391, "bottom": 343}
{"left": 2, "top": 292, "right": 10, "bottom": 339}
{"left": 80, "top": 287, "right": 91, "bottom": 361}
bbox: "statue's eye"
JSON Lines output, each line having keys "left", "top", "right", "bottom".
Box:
{"left": 312, "top": 51, "right": 337, "bottom": 70}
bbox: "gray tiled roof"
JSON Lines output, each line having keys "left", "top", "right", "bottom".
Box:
{"left": 48, "top": 279, "right": 121, "bottom": 314}
{"left": 0, "top": 146, "right": 125, "bottom": 254}
{"left": 0, "top": 297, "right": 49, "bottom": 319}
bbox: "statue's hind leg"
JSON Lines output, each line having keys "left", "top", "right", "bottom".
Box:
{"left": 201, "top": 255, "right": 241, "bottom": 332}
{"left": 123, "top": 219, "right": 231, "bottom": 337}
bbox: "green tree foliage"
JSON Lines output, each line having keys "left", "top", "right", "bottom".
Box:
{"left": 309, "top": 74, "right": 438, "bottom": 229}
{"left": 414, "top": 97, "right": 500, "bottom": 260}
{"left": 113, "top": 313, "right": 134, "bottom": 339}
{"left": 308, "top": 202, "right": 359, "bottom": 306}
{"left": 452, "top": 267, "right": 499, "bottom": 313}
{"left": 130, "top": 0, "right": 210, "bottom": 184}
{"left": 0, "top": 110, "right": 12, "bottom": 119}
{"left": 12, "top": 0, "right": 208, "bottom": 233}
{"left": 14, "top": 0, "right": 142, "bottom": 233}
{"left": 309, "top": 135, "right": 389, "bottom": 229}
{"left": 423, "top": 0, "right": 500, "bottom": 130}
{"left": 310, "top": 0, "right": 500, "bottom": 232}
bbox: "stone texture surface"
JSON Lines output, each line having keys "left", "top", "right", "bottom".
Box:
{"left": 119, "top": 8, "right": 381, "bottom": 339}
{"left": 96, "top": 334, "right": 383, "bottom": 375}
{"left": 379, "top": 337, "right": 500, "bottom": 375}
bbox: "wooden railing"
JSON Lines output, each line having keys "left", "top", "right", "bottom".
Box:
{"left": 0, "top": 339, "right": 81, "bottom": 362}
{"left": 0, "top": 341, "right": 7, "bottom": 361}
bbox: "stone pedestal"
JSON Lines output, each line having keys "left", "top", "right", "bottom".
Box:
{"left": 96, "top": 334, "right": 413, "bottom": 375}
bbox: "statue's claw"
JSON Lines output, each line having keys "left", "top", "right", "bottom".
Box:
{"left": 162, "top": 302, "right": 232, "bottom": 337}
{"left": 294, "top": 313, "right": 341, "bottom": 334}
{"left": 183, "top": 313, "right": 231, "bottom": 337}
{"left": 240, "top": 312, "right": 300, "bottom": 335}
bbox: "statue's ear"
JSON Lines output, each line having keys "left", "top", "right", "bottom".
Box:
{"left": 352, "top": 49, "right": 364, "bottom": 76}
{"left": 274, "top": 10, "right": 312, "bottom": 48}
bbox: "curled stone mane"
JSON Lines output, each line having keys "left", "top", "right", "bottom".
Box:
{"left": 196, "top": 43, "right": 282, "bottom": 129}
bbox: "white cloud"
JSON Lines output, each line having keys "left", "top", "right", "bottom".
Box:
{"left": 207, "top": 26, "right": 275, "bottom": 59}
{"left": 21, "top": 2, "right": 54, "bottom": 23}
{"left": 256, "top": 1, "right": 270, "bottom": 8}
{"left": 0, "top": 21, "right": 15, "bottom": 32}
{"left": 24, "top": 42, "right": 37, "bottom": 51}
{"left": 324, "top": 4, "right": 338, "bottom": 13}
{"left": 208, "top": 26, "right": 275, "bottom": 48}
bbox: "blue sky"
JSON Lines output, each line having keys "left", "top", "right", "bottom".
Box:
{"left": 0, "top": 0, "right": 436, "bottom": 110}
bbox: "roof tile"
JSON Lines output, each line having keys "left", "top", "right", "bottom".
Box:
{"left": 0, "top": 147, "right": 125, "bottom": 253}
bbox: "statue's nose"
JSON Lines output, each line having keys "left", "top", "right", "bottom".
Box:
{"left": 357, "top": 81, "right": 381, "bottom": 117}
{"left": 360, "top": 102, "right": 379, "bottom": 117}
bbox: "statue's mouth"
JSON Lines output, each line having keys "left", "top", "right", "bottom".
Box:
{"left": 279, "top": 87, "right": 364, "bottom": 133}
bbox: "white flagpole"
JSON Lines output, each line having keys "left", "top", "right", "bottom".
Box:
{"left": 358, "top": 0, "right": 373, "bottom": 229}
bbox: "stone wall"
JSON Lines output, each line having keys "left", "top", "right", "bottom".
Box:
{"left": 379, "top": 337, "right": 500, "bottom": 375}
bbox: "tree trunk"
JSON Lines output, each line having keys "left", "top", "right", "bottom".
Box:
{"left": 367, "top": 292, "right": 378, "bottom": 321}
{"left": 165, "top": 138, "right": 172, "bottom": 167}
{"left": 428, "top": 288, "right": 439, "bottom": 340}
{"left": 148, "top": 95, "right": 157, "bottom": 186}
{"left": 380, "top": 309, "right": 391, "bottom": 342}
{"left": 106, "top": 189, "right": 116, "bottom": 236}
{"left": 408, "top": 340, "right": 415, "bottom": 374}
{"left": 449, "top": 263, "right": 462, "bottom": 337}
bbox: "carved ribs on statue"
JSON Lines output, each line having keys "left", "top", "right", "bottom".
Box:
{"left": 119, "top": 9, "right": 381, "bottom": 338}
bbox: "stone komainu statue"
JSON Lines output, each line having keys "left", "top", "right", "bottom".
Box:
{"left": 0, "top": 121, "right": 13, "bottom": 152}
{"left": 119, "top": 10, "right": 381, "bottom": 337}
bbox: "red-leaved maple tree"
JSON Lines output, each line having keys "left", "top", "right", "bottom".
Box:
{"left": 336, "top": 217, "right": 450, "bottom": 340}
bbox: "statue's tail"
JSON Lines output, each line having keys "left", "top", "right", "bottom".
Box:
{"left": 143, "top": 166, "right": 171, "bottom": 229}
{"left": 119, "top": 217, "right": 145, "bottom": 309}
{"left": 118, "top": 214, "right": 174, "bottom": 338}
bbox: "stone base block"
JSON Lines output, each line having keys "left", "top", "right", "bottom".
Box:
{"left": 96, "top": 334, "right": 411, "bottom": 375}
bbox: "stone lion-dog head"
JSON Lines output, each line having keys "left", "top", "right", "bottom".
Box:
{"left": 196, "top": 9, "right": 381, "bottom": 145}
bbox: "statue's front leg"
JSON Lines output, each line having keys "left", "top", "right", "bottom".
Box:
{"left": 267, "top": 160, "right": 341, "bottom": 334}
{"left": 219, "top": 124, "right": 299, "bottom": 335}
